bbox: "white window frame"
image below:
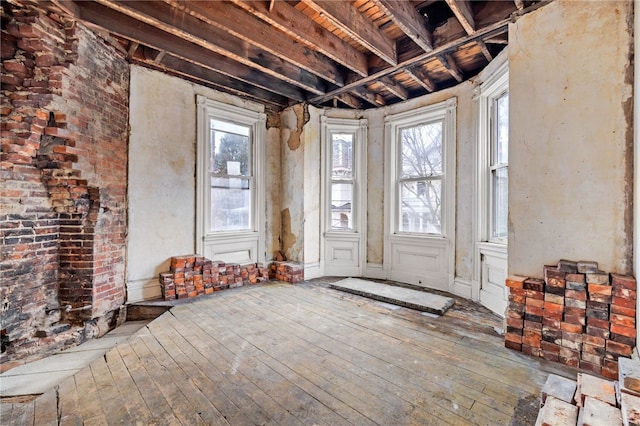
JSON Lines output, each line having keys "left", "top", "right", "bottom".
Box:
{"left": 320, "top": 116, "right": 367, "bottom": 276}
{"left": 196, "top": 96, "right": 266, "bottom": 263}
{"left": 474, "top": 61, "right": 509, "bottom": 246}
{"left": 385, "top": 99, "right": 457, "bottom": 241}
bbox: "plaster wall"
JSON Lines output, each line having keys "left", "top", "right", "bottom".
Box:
{"left": 508, "top": 0, "right": 634, "bottom": 277}
{"left": 127, "top": 66, "right": 273, "bottom": 301}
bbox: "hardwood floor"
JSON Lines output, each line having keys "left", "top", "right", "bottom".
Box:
{"left": 1, "top": 279, "right": 576, "bottom": 425}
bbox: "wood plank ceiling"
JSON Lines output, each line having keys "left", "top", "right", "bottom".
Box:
{"left": 49, "top": 0, "right": 547, "bottom": 110}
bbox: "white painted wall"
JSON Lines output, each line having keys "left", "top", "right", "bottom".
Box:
{"left": 126, "top": 66, "right": 272, "bottom": 302}
{"left": 508, "top": 0, "right": 633, "bottom": 277}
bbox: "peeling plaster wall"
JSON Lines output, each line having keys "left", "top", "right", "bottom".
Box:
{"left": 509, "top": 0, "right": 634, "bottom": 277}
{"left": 127, "top": 66, "right": 273, "bottom": 301}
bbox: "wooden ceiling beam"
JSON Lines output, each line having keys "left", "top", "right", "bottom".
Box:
{"left": 404, "top": 67, "right": 435, "bottom": 92}
{"left": 310, "top": 17, "right": 513, "bottom": 105}
{"left": 379, "top": 76, "right": 409, "bottom": 101}
{"left": 230, "top": 0, "right": 368, "bottom": 77}
{"left": 370, "top": 0, "right": 433, "bottom": 52}
{"left": 514, "top": 0, "right": 525, "bottom": 10}
{"left": 72, "top": 1, "right": 308, "bottom": 102}
{"left": 445, "top": 0, "right": 475, "bottom": 35}
{"left": 166, "top": 0, "right": 345, "bottom": 86}
{"left": 477, "top": 40, "right": 492, "bottom": 62}
{"left": 351, "top": 86, "right": 386, "bottom": 107}
{"left": 93, "top": 0, "right": 326, "bottom": 95}
{"left": 301, "top": 0, "right": 397, "bottom": 65}
{"left": 438, "top": 53, "right": 464, "bottom": 83}
{"left": 335, "top": 93, "right": 365, "bottom": 109}
{"left": 139, "top": 51, "right": 290, "bottom": 107}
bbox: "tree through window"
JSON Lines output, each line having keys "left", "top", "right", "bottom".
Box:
{"left": 398, "top": 121, "right": 443, "bottom": 234}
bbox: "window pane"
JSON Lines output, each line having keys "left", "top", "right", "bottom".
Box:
{"left": 400, "top": 180, "right": 441, "bottom": 234}
{"left": 400, "top": 121, "right": 443, "bottom": 179}
{"left": 492, "top": 167, "right": 508, "bottom": 239}
{"left": 211, "top": 122, "right": 251, "bottom": 176}
{"left": 495, "top": 93, "right": 509, "bottom": 165}
{"left": 210, "top": 176, "right": 251, "bottom": 232}
{"left": 332, "top": 133, "right": 353, "bottom": 179}
{"left": 330, "top": 182, "right": 353, "bottom": 230}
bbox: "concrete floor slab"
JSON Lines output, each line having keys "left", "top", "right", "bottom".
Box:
{"left": 330, "top": 278, "right": 455, "bottom": 315}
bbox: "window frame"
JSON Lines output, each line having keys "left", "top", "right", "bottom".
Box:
{"left": 196, "top": 96, "right": 266, "bottom": 259}
{"left": 385, "top": 98, "right": 457, "bottom": 240}
{"left": 475, "top": 61, "right": 509, "bottom": 245}
{"left": 321, "top": 117, "right": 367, "bottom": 235}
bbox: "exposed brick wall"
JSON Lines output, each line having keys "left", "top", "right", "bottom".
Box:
{"left": 0, "top": 2, "right": 129, "bottom": 364}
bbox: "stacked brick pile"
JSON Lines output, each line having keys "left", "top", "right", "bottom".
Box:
{"left": 269, "top": 261, "right": 304, "bottom": 283}
{"left": 159, "top": 255, "right": 269, "bottom": 301}
{"left": 505, "top": 260, "right": 636, "bottom": 379}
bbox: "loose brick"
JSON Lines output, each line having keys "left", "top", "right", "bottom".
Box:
{"left": 561, "top": 331, "right": 583, "bottom": 351}
{"left": 606, "top": 340, "right": 633, "bottom": 357}
{"left": 585, "top": 272, "right": 610, "bottom": 285}
{"left": 611, "top": 313, "right": 635, "bottom": 328}
{"left": 613, "top": 296, "right": 637, "bottom": 309}
{"left": 559, "top": 347, "right": 580, "bottom": 367}
{"left": 582, "top": 342, "right": 606, "bottom": 356}
{"left": 509, "top": 294, "right": 526, "bottom": 304}
{"left": 586, "top": 325, "right": 610, "bottom": 340}
{"left": 543, "top": 317, "right": 562, "bottom": 329}
{"left": 558, "top": 260, "right": 579, "bottom": 273}
{"left": 560, "top": 322, "right": 583, "bottom": 333}
{"left": 586, "top": 308, "right": 609, "bottom": 320}
{"left": 524, "top": 320, "right": 542, "bottom": 331}
{"left": 583, "top": 334, "right": 606, "bottom": 347}
{"left": 541, "top": 340, "right": 562, "bottom": 354}
{"left": 544, "top": 266, "right": 566, "bottom": 281}
{"left": 579, "top": 360, "right": 602, "bottom": 376}
{"left": 524, "top": 313, "right": 543, "bottom": 323}
{"left": 588, "top": 283, "right": 612, "bottom": 296}
{"left": 612, "top": 286, "right": 637, "bottom": 299}
{"left": 611, "top": 303, "right": 636, "bottom": 318}
{"left": 506, "top": 317, "right": 523, "bottom": 329}
{"left": 505, "top": 332, "right": 523, "bottom": 344}
{"left": 506, "top": 275, "right": 527, "bottom": 289}
{"left": 542, "top": 327, "right": 563, "bottom": 344}
{"left": 544, "top": 293, "right": 565, "bottom": 305}
{"left": 525, "top": 304, "right": 544, "bottom": 317}
{"left": 611, "top": 323, "right": 636, "bottom": 338}
{"left": 565, "top": 289, "right": 587, "bottom": 301}
{"left": 524, "top": 289, "right": 545, "bottom": 300}
{"left": 521, "top": 344, "right": 541, "bottom": 357}
{"left": 577, "top": 261, "right": 599, "bottom": 274}
{"left": 527, "top": 297, "right": 545, "bottom": 308}
{"left": 618, "top": 358, "right": 640, "bottom": 396}
{"left": 505, "top": 340, "right": 522, "bottom": 351}
{"left": 609, "top": 332, "right": 636, "bottom": 347}
{"left": 586, "top": 317, "right": 610, "bottom": 330}
{"left": 524, "top": 278, "right": 545, "bottom": 292}
{"left": 611, "top": 273, "right": 637, "bottom": 290}
{"left": 546, "top": 277, "right": 566, "bottom": 288}
{"left": 565, "top": 272, "right": 585, "bottom": 283}
{"left": 564, "top": 298, "right": 586, "bottom": 309}
{"left": 523, "top": 329, "right": 542, "bottom": 347}
{"left": 545, "top": 285, "right": 565, "bottom": 296}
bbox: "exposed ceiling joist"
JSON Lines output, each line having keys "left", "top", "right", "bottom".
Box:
{"left": 72, "top": 0, "right": 308, "bottom": 102}
{"left": 94, "top": 0, "right": 327, "bottom": 94}
{"left": 445, "top": 0, "right": 475, "bottom": 35}
{"left": 370, "top": 0, "right": 433, "bottom": 52}
{"left": 380, "top": 76, "right": 409, "bottom": 101}
{"left": 229, "top": 0, "right": 368, "bottom": 77}
{"left": 439, "top": 53, "right": 464, "bottom": 82}
{"left": 301, "top": 0, "right": 398, "bottom": 65}
{"left": 405, "top": 67, "right": 436, "bottom": 93}
{"left": 164, "top": 0, "right": 345, "bottom": 87}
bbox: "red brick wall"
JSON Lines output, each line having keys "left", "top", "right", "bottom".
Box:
{"left": 1, "top": 2, "right": 129, "bottom": 364}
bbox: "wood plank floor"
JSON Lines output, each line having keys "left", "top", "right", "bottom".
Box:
{"left": 1, "top": 279, "right": 577, "bottom": 425}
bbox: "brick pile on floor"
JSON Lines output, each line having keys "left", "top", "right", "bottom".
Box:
{"left": 158, "top": 255, "right": 269, "bottom": 300}
{"left": 535, "top": 357, "right": 640, "bottom": 425}
{"left": 505, "top": 259, "right": 636, "bottom": 379}
{"left": 269, "top": 261, "right": 304, "bottom": 283}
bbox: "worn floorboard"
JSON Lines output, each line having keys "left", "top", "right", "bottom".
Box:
{"left": 0, "top": 279, "right": 577, "bottom": 425}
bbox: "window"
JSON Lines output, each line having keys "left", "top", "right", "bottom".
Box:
{"left": 210, "top": 119, "right": 252, "bottom": 232}
{"left": 475, "top": 60, "right": 509, "bottom": 244}
{"left": 491, "top": 92, "right": 509, "bottom": 240}
{"left": 386, "top": 99, "right": 456, "bottom": 238}
{"left": 330, "top": 133, "right": 354, "bottom": 230}
{"left": 196, "top": 96, "right": 265, "bottom": 263}
{"left": 321, "top": 117, "right": 367, "bottom": 234}
{"left": 398, "top": 121, "right": 444, "bottom": 234}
